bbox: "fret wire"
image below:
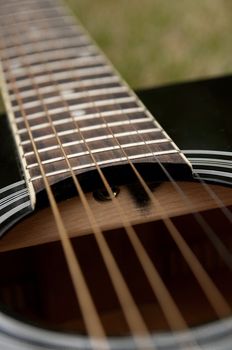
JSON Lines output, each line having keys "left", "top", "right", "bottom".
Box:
{"left": 13, "top": 86, "right": 128, "bottom": 110}
{"left": 1, "top": 24, "right": 79, "bottom": 41}
{"left": 18, "top": 117, "right": 152, "bottom": 135}
{"left": 3, "top": 27, "right": 82, "bottom": 47}
{"left": 26, "top": 140, "right": 172, "bottom": 169}
{"left": 29, "top": 151, "right": 178, "bottom": 181}
{"left": 0, "top": 6, "right": 66, "bottom": 20}
{"left": 3, "top": 42, "right": 94, "bottom": 60}
{"left": 16, "top": 107, "right": 144, "bottom": 124}
{"left": 13, "top": 86, "right": 127, "bottom": 110}
{"left": 0, "top": 15, "right": 73, "bottom": 30}
{"left": 4, "top": 36, "right": 90, "bottom": 56}
{"left": 0, "top": 10, "right": 67, "bottom": 27}
{"left": 2, "top": 47, "right": 97, "bottom": 66}
{"left": 13, "top": 97, "right": 137, "bottom": 120}
{"left": 2, "top": 35, "right": 108, "bottom": 347}
{"left": 10, "top": 76, "right": 120, "bottom": 99}
{"left": 19, "top": 127, "right": 159, "bottom": 147}
{"left": 8, "top": 66, "right": 111, "bottom": 89}
{"left": 4, "top": 44, "right": 92, "bottom": 60}
{"left": 22, "top": 128, "right": 161, "bottom": 153}
{"left": 0, "top": 0, "right": 37, "bottom": 9}
{"left": 21, "top": 128, "right": 161, "bottom": 145}
{"left": 17, "top": 112, "right": 146, "bottom": 132}
{"left": 7, "top": 56, "right": 105, "bottom": 77}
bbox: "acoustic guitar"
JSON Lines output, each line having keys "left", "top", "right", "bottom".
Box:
{"left": 0, "top": 0, "right": 232, "bottom": 349}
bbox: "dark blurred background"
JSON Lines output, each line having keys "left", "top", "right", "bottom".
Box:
{"left": 66, "top": 0, "right": 232, "bottom": 89}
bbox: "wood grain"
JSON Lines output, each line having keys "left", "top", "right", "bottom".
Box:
{"left": 1, "top": 180, "right": 231, "bottom": 252}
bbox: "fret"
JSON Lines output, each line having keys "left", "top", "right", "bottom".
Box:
{"left": 12, "top": 86, "right": 128, "bottom": 111}
{"left": 16, "top": 107, "right": 144, "bottom": 125}
{"left": 7, "top": 61, "right": 106, "bottom": 85}
{"left": 13, "top": 96, "right": 137, "bottom": 120}
{"left": 3, "top": 27, "right": 81, "bottom": 48}
{"left": 30, "top": 149, "right": 179, "bottom": 182}
{"left": 26, "top": 139, "right": 171, "bottom": 169}
{"left": 0, "top": 6, "right": 63, "bottom": 18}
{"left": 0, "top": 6, "right": 65, "bottom": 20}
{"left": 9, "top": 76, "right": 121, "bottom": 99}
{"left": 1, "top": 24, "right": 79, "bottom": 42}
{"left": 17, "top": 110, "right": 149, "bottom": 134}
{"left": 6, "top": 53, "right": 100, "bottom": 79}
{"left": 2, "top": 41, "right": 93, "bottom": 60}
{"left": 15, "top": 101, "right": 139, "bottom": 124}
{"left": 3, "top": 36, "right": 90, "bottom": 57}
{"left": 0, "top": 16, "right": 74, "bottom": 32}
{"left": 23, "top": 129, "right": 164, "bottom": 157}
{"left": 8, "top": 66, "right": 111, "bottom": 90}
{"left": 7, "top": 56, "right": 105, "bottom": 77}
{"left": 2, "top": 46, "right": 96, "bottom": 66}
{"left": 0, "top": 0, "right": 35, "bottom": 9}
{"left": 0, "top": 8, "right": 66, "bottom": 27}
{"left": 21, "top": 127, "right": 162, "bottom": 147}
{"left": 18, "top": 117, "right": 154, "bottom": 137}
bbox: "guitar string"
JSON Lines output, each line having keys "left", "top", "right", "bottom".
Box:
{"left": 39, "top": 49, "right": 202, "bottom": 350}
{"left": 5, "top": 8, "right": 230, "bottom": 340}
{"left": 2, "top": 26, "right": 157, "bottom": 350}
{"left": 23, "top": 32, "right": 205, "bottom": 349}
{"left": 193, "top": 172, "right": 232, "bottom": 223}
{"left": 59, "top": 0, "right": 232, "bottom": 284}
{"left": 3, "top": 15, "right": 199, "bottom": 348}
{"left": 56, "top": 0, "right": 232, "bottom": 250}
{"left": 9, "top": 20, "right": 200, "bottom": 350}
{"left": 40, "top": 22, "right": 232, "bottom": 320}
{"left": 18, "top": 7, "right": 230, "bottom": 334}
{"left": 0, "top": 37, "right": 109, "bottom": 350}
{"left": 0, "top": 4, "right": 230, "bottom": 348}
{"left": 98, "top": 88, "right": 232, "bottom": 272}
{"left": 98, "top": 46, "right": 232, "bottom": 269}
{"left": 40, "top": 49, "right": 230, "bottom": 348}
{"left": 76, "top": 91, "right": 231, "bottom": 319}
{"left": 80, "top": 14, "right": 232, "bottom": 272}
{"left": 53, "top": 0, "right": 232, "bottom": 280}
{"left": 48, "top": 28, "right": 232, "bottom": 319}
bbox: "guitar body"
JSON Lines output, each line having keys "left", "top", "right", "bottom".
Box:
{"left": 0, "top": 1, "right": 232, "bottom": 348}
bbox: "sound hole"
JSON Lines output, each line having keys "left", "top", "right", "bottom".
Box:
{"left": 0, "top": 210, "right": 231, "bottom": 336}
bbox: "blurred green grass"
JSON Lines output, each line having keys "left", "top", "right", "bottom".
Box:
{"left": 66, "top": 0, "right": 232, "bottom": 88}
{"left": 1, "top": 0, "right": 232, "bottom": 112}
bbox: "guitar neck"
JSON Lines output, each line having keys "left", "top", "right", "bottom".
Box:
{"left": 0, "top": 0, "right": 190, "bottom": 196}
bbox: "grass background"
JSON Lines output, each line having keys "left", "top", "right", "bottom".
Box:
{"left": 66, "top": 0, "right": 232, "bottom": 89}
{"left": 1, "top": 0, "right": 232, "bottom": 111}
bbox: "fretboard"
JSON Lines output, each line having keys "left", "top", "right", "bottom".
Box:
{"left": 0, "top": 0, "right": 190, "bottom": 195}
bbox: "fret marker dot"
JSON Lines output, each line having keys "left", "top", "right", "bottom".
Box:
{"left": 72, "top": 110, "right": 86, "bottom": 117}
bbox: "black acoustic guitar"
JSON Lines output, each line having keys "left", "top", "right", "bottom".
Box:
{"left": 0, "top": 0, "right": 232, "bottom": 349}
